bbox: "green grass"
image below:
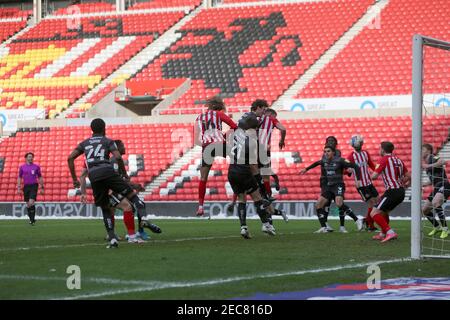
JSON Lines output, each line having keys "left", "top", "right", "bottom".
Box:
{"left": 0, "top": 218, "right": 449, "bottom": 300}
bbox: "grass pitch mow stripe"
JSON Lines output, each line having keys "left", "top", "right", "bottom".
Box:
{"left": 0, "top": 235, "right": 241, "bottom": 252}
{"left": 57, "top": 257, "right": 412, "bottom": 300}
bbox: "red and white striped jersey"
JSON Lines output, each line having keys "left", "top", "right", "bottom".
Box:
{"left": 346, "top": 150, "right": 376, "bottom": 187}
{"left": 375, "top": 154, "right": 408, "bottom": 190}
{"left": 195, "top": 110, "right": 237, "bottom": 146}
{"left": 258, "top": 115, "right": 279, "bottom": 149}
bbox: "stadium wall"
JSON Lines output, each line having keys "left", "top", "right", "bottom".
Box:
{"left": 0, "top": 201, "right": 418, "bottom": 218}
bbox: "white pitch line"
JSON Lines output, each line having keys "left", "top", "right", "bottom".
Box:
{"left": 0, "top": 235, "right": 242, "bottom": 252}
{"left": 0, "top": 274, "right": 164, "bottom": 286}
{"left": 55, "top": 257, "right": 412, "bottom": 300}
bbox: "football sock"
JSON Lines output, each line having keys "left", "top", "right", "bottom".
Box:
{"left": 424, "top": 211, "right": 439, "bottom": 228}
{"left": 366, "top": 207, "right": 375, "bottom": 228}
{"left": 338, "top": 208, "right": 345, "bottom": 227}
{"left": 101, "top": 207, "right": 116, "bottom": 241}
{"left": 123, "top": 211, "right": 135, "bottom": 235}
{"left": 255, "top": 200, "right": 271, "bottom": 224}
{"left": 273, "top": 209, "right": 283, "bottom": 216}
{"left": 27, "top": 205, "right": 36, "bottom": 223}
{"left": 128, "top": 194, "right": 146, "bottom": 220}
{"left": 198, "top": 180, "right": 207, "bottom": 206}
{"left": 435, "top": 207, "right": 447, "bottom": 228}
{"left": 317, "top": 207, "right": 327, "bottom": 228}
{"left": 323, "top": 205, "right": 330, "bottom": 222}
{"left": 384, "top": 214, "right": 390, "bottom": 225}
{"left": 373, "top": 213, "right": 391, "bottom": 234}
{"left": 137, "top": 215, "right": 144, "bottom": 233}
{"left": 111, "top": 212, "right": 115, "bottom": 229}
{"left": 238, "top": 202, "right": 246, "bottom": 227}
{"left": 341, "top": 204, "right": 358, "bottom": 221}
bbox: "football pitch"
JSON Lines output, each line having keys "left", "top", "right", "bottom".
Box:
{"left": 1, "top": 218, "right": 449, "bottom": 300}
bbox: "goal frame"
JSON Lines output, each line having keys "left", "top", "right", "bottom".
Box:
{"left": 411, "top": 34, "right": 450, "bottom": 259}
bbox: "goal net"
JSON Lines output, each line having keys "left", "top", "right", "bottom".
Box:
{"left": 411, "top": 35, "right": 450, "bottom": 259}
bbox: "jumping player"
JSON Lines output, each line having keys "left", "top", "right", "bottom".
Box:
{"left": 301, "top": 144, "right": 363, "bottom": 233}
{"left": 68, "top": 118, "right": 161, "bottom": 248}
{"left": 371, "top": 141, "right": 410, "bottom": 243}
{"left": 346, "top": 135, "right": 379, "bottom": 231}
{"left": 228, "top": 112, "right": 276, "bottom": 238}
{"left": 227, "top": 102, "right": 286, "bottom": 214}
{"left": 194, "top": 97, "right": 237, "bottom": 216}
{"left": 17, "top": 152, "right": 44, "bottom": 225}
{"left": 421, "top": 143, "right": 449, "bottom": 239}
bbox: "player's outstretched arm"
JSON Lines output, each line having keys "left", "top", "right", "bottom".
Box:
{"left": 300, "top": 160, "right": 321, "bottom": 174}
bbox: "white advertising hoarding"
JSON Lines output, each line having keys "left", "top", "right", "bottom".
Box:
{"left": 0, "top": 109, "right": 46, "bottom": 131}
{"left": 284, "top": 94, "right": 450, "bottom": 112}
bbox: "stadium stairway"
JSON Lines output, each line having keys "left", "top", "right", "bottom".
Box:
{"left": 140, "top": 145, "right": 202, "bottom": 198}
{"left": 60, "top": 5, "right": 204, "bottom": 118}
{"left": 272, "top": 0, "right": 389, "bottom": 110}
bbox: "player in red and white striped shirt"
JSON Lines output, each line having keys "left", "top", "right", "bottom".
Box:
{"left": 346, "top": 135, "right": 379, "bottom": 231}
{"left": 259, "top": 107, "right": 286, "bottom": 197}
{"left": 371, "top": 141, "right": 410, "bottom": 243}
{"left": 194, "top": 96, "right": 237, "bottom": 216}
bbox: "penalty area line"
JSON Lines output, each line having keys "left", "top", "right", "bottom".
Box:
{"left": 56, "top": 257, "right": 412, "bottom": 300}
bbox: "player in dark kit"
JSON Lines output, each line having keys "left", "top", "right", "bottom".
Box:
{"left": 68, "top": 118, "right": 161, "bottom": 248}
{"left": 301, "top": 144, "right": 362, "bottom": 233}
{"left": 228, "top": 112, "right": 277, "bottom": 239}
{"left": 317, "top": 136, "right": 340, "bottom": 231}
{"left": 79, "top": 139, "right": 147, "bottom": 243}
{"left": 421, "top": 143, "right": 449, "bottom": 239}
{"left": 17, "top": 152, "right": 44, "bottom": 225}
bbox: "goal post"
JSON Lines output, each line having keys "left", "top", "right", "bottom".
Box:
{"left": 411, "top": 34, "right": 450, "bottom": 259}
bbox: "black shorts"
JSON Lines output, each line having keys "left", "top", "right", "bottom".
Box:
{"left": 376, "top": 188, "right": 405, "bottom": 213}
{"left": 109, "top": 192, "right": 125, "bottom": 208}
{"left": 202, "top": 142, "right": 227, "bottom": 167}
{"left": 228, "top": 170, "right": 258, "bottom": 195}
{"left": 357, "top": 184, "right": 379, "bottom": 202}
{"left": 90, "top": 173, "right": 133, "bottom": 208}
{"left": 322, "top": 183, "right": 345, "bottom": 199}
{"left": 427, "top": 181, "right": 450, "bottom": 202}
{"left": 320, "top": 178, "right": 334, "bottom": 202}
{"left": 23, "top": 184, "right": 38, "bottom": 202}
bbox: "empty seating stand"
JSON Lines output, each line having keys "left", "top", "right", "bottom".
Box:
{"left": 298, "top": 0, "right": 450, "bottom": 98}
{"left": 130, "top": 0, "right": 373, "bottom": 115}
{"left": 0, "top": 11, "right": 186, "bottom": 118}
